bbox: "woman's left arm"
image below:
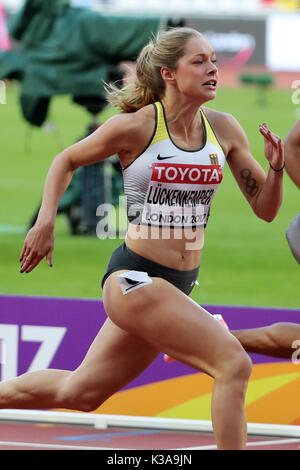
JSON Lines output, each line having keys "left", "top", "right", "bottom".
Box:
{"left": 225, "top": 116, "right": 284, "bottom": 222}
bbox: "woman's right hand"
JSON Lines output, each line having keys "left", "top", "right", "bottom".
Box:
{"left": 19, "top": 223, "right": 55, "bottom": 274}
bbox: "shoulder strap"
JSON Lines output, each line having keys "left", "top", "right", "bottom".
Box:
{"left": 200, "top": 108, "right": 223, "bottom": 152}
{"left": 150, "top": 102, "right": 169, "bottom": 146}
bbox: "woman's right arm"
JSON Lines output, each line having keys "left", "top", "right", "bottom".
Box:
{"left": 19, "top": 113, "right": 138, "bottom": 273}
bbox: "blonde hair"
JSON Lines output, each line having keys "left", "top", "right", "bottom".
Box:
{"left": 105, "top": 27, "right": 203, "bottom": 113}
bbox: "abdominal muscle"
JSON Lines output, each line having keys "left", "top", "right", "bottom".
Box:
{"left": 125, "top": 223, "right": 204, "bottom": 270}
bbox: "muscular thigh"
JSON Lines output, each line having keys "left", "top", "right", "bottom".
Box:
{"left": 103, "top": 270, "right": 247, "bottom": 378}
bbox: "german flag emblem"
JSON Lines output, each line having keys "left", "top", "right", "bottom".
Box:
{"left": 209, "top": 153, "right": 219, "bottom": 165}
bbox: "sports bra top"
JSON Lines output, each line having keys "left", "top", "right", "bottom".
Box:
{"left": 122, "top": 101, "right": 226, "bottom": 228}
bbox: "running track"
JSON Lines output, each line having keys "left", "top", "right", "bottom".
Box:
{"left": 0, "top": 420, "right": 299, "bottom": 450}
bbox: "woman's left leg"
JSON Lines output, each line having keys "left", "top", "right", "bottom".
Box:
{"left": 0, "top": 318, "right": 160, "bottom": 412}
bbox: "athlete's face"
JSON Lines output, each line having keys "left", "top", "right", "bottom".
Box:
{"left": 171, "top": 35, "right": 218, "bottom": 102}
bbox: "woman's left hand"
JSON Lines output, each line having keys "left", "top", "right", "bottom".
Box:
{"left": 259, "top": 123, "right": 284, "bottom": 171}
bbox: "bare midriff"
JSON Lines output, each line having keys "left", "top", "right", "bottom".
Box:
{"left": 125, "top": 223, "right": 204, "bottom": 271}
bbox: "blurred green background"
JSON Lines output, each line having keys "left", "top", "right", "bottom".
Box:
{"left": 0, "top": 81, "right": 299, "bottom": 308}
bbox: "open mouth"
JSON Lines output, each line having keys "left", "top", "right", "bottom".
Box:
{"left": 203, "top": 80, "right": 217, "bottom": 88}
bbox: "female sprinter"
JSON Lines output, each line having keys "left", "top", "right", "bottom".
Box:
{"left": 4, "top": 28, "right": 284, "bottom": 450}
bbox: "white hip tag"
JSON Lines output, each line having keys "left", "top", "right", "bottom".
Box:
{"left": 117, "top": 271, "right": 153, "bottom": 295}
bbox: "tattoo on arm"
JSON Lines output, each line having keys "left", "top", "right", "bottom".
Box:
{"left": 241, "top": 168, "right": 259, "bottom": 196}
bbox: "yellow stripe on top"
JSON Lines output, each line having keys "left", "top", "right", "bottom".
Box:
{"left": 150, "top": 102, "right": 223, "bottom": 152}
{"left": 150, "top": 102, "right": 169, "bottom": 146}
{"left": 200, "top": 108, "right": 223, "bottom": 152}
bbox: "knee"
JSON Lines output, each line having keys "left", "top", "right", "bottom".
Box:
{"left": 67, "top": 394, "right": 101, "bottom": 413}
{"left": 58, "top": 376, "right": 104, "bottom": 413}
{"left": 230, "top": 351, "right": 253, "bottom": 383}
{"left": 218, "top": 343, "right": 253, "bottom": 384}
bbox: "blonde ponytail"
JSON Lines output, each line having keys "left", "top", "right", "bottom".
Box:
{"left": 105, "top": 27, "right": 202, "bottom": 113}
{"left": 105, "top": 41, "right": 160, "bottom": 113}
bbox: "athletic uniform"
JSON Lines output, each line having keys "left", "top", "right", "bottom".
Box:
{"left": 101, "top": 101, "right": 226, "bottom": 295}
